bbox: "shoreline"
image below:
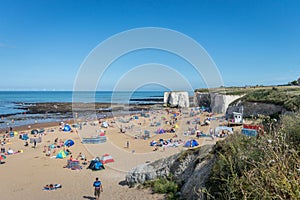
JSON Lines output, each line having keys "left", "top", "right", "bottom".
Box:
{"left": 0, "top": 102, "right": 166, "bottom": 131}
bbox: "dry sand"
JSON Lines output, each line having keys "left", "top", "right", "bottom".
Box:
{"left": 0, "top": 109, "right": 224, "bottom": 200}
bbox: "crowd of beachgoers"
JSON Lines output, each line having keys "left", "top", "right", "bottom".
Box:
{"left": 0, "top": 107, "right": 234, "bottom": 200}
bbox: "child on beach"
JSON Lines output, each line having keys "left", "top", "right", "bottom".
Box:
{"left": 46, "top": 147, "right": 51, "bottom": 156}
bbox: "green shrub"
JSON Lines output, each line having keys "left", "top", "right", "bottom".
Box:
{"left": 206, "top": 113, "right": 300, "bottom": 199}
{"left": 144, "top": 177, "right": 179, "bottom": 199}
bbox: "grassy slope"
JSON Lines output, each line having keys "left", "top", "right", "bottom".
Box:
{"left": 195, "top": 85, "right": 300, "bottom": 111}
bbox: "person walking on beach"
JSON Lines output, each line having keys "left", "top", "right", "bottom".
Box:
{"left": 33, "top": 139, "right": 37, "bottom": 148}
{"left": 93, "top": 177, "right": 103, "bottom": 200}
{"left": 126, "top": 140, "right": 129, "bottom": 148}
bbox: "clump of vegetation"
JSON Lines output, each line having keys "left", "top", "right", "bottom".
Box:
{"left": 205, "top": 112, "right": 300, "bottom": 199}
{"left": 239, "top": 87, "right": 300, "bottom": 111}
{"left": 194, "top": 88, "right": 210, "bottom": 93}
{"left": 143, "top": 176, "right": 180, "bottom": 200}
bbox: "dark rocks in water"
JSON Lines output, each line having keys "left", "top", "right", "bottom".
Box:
{"left": 130, "top": 98, "right": 163, "bottom": 102}
{"left": 23, "top": 102, "right": 163, "bottom": 115}
{"left": 126, "top": 145, "right": 215, "bottom": 200}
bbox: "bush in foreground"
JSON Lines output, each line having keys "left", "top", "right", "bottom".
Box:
{"left": 205, "top": 113, "right": 300, "bottom": 199}
{"left": 143, "top": 176, "right": 180, "bottom": 200}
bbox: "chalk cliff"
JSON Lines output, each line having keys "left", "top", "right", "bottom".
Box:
{"left": 126, "top": 145, "right": 214, "bottom": 200}
{"left": 164, "top": 91, "right": 190, "bottom": 108}
{"left": 194, "top": 92, "right": 242, "bottom": 114}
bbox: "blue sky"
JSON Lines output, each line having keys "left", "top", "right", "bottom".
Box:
{"left": 0, "top": 0, "right": 299, "bottom": 91}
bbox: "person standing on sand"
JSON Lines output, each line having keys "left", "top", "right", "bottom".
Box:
{"left": 93, "top": 177, "right": 103, "bottom": 200}
{"left": 126, "top": 140, "right": 129, "bottom": 148}
{"left": 33, "top": 139, "right": 37, "bottom": 148}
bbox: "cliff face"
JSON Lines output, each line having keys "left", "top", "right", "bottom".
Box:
{"left": 194, "top": 92, "right": 288, "bottom": 117}
{"left": 227, "top": 100, "right": 287, "bottom": 117}
{"left": 126, "top": 145, "right": 214, "bottom": 200}
{"left": 194, "top": 92, "right": 242, "bottom": 114}
{"left": 164, "top": 91, "right": 190, "bottom": 108}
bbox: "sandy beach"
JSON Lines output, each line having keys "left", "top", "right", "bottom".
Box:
{"left": 0, "top": 108, "right": 223, "bottom": 200}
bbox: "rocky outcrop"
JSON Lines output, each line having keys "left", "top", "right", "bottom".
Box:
{"left": 164, "top": 91, "right": 189, "bottom": 108}
{"left": 126, "top": 145, "right": 214, "bottom": 200}
{"left": 227, "top": 100, "right": 287, "bottom": 117}
{"left": 194, "top": 92, "right": 242, "bottom": 114}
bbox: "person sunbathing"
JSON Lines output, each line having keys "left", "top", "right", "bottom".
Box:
{"left": 44, "top": 184, "right": 54, "bottom": 190}
{"left": 43, "top": 184, "right": 62, "bottom": 190}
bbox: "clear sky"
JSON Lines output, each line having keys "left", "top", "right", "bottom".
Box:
{"left": 0, "top": 0, "right": 299, "bottom": 91}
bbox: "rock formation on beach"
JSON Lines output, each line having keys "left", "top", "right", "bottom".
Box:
{"left": 194, "top": 92, "right": 242, "bottom": 114}
{"left": 126, "top": 145, "right": 214, "bottom": 200}
{"left": 164, "top": 91, "right": 190, "bottom": 108}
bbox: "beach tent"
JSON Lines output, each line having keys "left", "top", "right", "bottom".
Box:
{"left": 38, "top": 129, "right": 45, "bottom": 133}
{"left": 88, "top": 157, "right": 105, "bottom": 170}
{"left": 99, "top": 132, "right": 105, "bottom": 137}
{"left": 72, "top": 124, "right": 79, "bottom": 128}
{"left": 100, "top": 154, "right": 114, "bottom": 164}
{"left": 0, "top": 154, "right": 6, "bottom": 164}
{"left": 31, "top": 129, "right": 38, "bottom": 135}
{"left": 150, "top": 141, "right": 157, "bottom": 146}
{"left": 56, "top": 150, "right": 67, "bottom": 159}
{"left": 215, "top": 126, "right": 233, "bottom": 134}
{"left": 101, "top": 122, "right": 108, "bottom": 128}
{"left": 63, "top": 124, "right": 71, "bottom": 132}
{"left": 144, "top": 130, "right": 150, "bottom": 139}
{"left": 9, "top": 132, "right": 15, "bottom": 137}
{"left": 157, "top": 128, "right": 165, "bottom": 134}
{"left": 0, "top": 154, "right": 6, "bottom": 160}
{"left": 20, "top": 134, "right": 29, "bottom": 140}
{"left": 30, "top": 137, "right": 42, "bottom": 143}
{"left": 184, "top": 139, "right": 199, "bottom": 147}
{"left": 64, "top": 139, "right": 74, "bottom": 147}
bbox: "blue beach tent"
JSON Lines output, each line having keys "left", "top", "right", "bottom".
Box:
{"left": 63, "top": 124, "right": 71, "bottom": 132}
{"left": 64, "top": 139, "right": 74, "bottom": 147}
{"left": 184, "top": 139, "right": 199, "bottom": 147}
{"left": 88, "top": 157, "right": 105, "bottom": 170}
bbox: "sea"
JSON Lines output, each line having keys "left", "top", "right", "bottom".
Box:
{"left": 0, "top": 91, "right": 193, "bottom": 129}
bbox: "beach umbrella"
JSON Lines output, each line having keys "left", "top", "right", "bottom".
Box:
{"left": 64, "top": 139, "right": 74, "bottom": 147}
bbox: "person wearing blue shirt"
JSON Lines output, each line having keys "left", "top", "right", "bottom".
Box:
{"left": 93, "top": 177, "right": 103, "bottom": 200}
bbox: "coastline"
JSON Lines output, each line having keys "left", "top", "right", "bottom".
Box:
{"left": 0, "top": 102, "right": 165, "bottom": 131}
